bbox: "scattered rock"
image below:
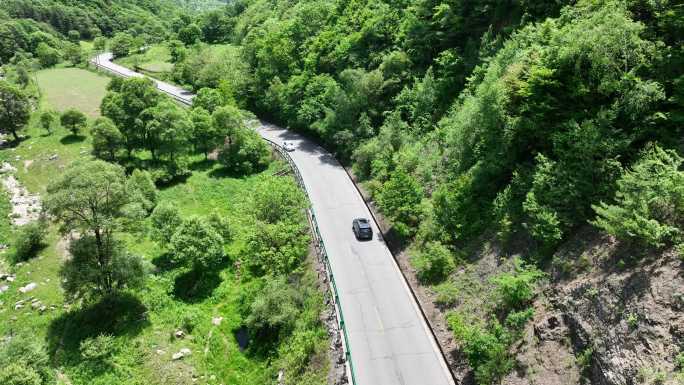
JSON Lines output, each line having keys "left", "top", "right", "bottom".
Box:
{"left": 533, "top": 314, "right": 566, "bottom": 342}
{"left": 0, "top": 285, "right": 8, "bottom": 294}
{"left": 156, "top": 349, "right": 165, "bottom": 356}
{"left": 0, "top": 162, "right": 16, "bottom": 174}
{"left": 48, "top": 154, "right": 58, "bottom": 161}
{"left": 172, "top": 348, "right": 191, "bottom": 360}
{"left": 175, "top": 330, "right": 185, "bottom": 339}
{"left": 18, "top": 282, "right": 37, "bottom": 293}
{"left": 212, "top": 317, "right": 223, "bottom": 326}
{"left": 2, "top": 174, "right": 41, "bottom": 226}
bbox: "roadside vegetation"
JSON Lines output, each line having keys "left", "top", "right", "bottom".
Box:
{"left": 0, "top": 3, "right": 330, "bottom": 384}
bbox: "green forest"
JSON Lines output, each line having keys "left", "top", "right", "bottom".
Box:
{"left": 0, "top": 0, "right": 682, "bottom": 384}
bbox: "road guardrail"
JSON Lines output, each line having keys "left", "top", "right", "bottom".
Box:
{"left": 264, "top": 139, "right": 358, "bottom": 385}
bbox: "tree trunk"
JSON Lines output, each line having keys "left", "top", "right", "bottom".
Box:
{"left": 94, "top": 228, "right": 112, "bottom": 294}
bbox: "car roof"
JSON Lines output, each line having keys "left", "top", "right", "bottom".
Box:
{"left": 355, "top": 218, "right": 371, "bottom": 228}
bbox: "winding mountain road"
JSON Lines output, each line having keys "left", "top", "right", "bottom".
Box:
{"left": 92, "top": 52, "right": 455, "bottom": 385}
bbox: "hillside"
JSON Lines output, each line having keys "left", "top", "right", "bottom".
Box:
{"left": 169, "top": 0, "right": 683, "bottom": 383}
{"left": 0, "top": 0, "right": 682, "bottom": 384}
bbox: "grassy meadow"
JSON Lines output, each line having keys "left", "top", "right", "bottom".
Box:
{"left": 0, "top": 68, "right": 328, "bottom": 385}
{"left": 35, "top": 68, "right": 110, "bottom": 117}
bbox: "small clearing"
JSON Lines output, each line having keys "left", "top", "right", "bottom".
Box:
{"left": 35, "top": 68, "right": 110, "bottom": 117}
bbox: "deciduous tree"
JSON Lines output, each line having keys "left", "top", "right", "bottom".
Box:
{"left": 91, "top": 117, "right": 123, "bottom": 160}
{"left": 39, "top": 110, "right": 56, "bottom": 135}
{"left": 110, "top": 32, "right": 134, "bottom": 58}
{"left": 170, "top": 217, "right": 224, "bottom": 271}
{"left": 0, "top": 81, "right": 31, "bottom": 141}
{"left": 593, "top": 145, "right": 684, "bottom": 248}
{"left": 150, "top": 203, "right": 182, "bottom": 244}
{"left": 45, "top": 160, "right": 148, "bottom": 300}
{"left": 60, "top": 109, "right": 87, "bottom": 135}
{"left": 178, "top": 24, "right": 201, "bottom": 46}
{"left": 35, "top": 42, "right": 60, "bottom": 67}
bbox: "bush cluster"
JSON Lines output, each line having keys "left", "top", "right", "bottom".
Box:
{"left": 12, "top": 220, "right": 47, "bottom": 263}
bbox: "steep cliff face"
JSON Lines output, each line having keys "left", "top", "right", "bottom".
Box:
{"left": 553, "top": 232, "right": 681, "bottom": 385}
{"left": 500, "top": 228, "right": 683, "bottom": 385}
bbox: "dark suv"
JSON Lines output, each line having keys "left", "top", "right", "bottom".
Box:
{"left": 352, "top": 218, "right": 373, "bottom": 240}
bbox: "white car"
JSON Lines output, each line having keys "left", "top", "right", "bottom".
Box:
{"left": 283, "top": 141, "right": 296, "bottom": 152}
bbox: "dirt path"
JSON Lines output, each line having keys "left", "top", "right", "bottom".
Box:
{"left": 0, "top": 162, "right": 41, "bottom": 226}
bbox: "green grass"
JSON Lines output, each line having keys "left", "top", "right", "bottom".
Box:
{"left": 79, "top": 40, "right": 94, "bottom": 52}
{"left": 116, "top": 45, "right": 174, "bottom": 74}
{"left": 35, "top": 68, "right": 110, "bottom": 117}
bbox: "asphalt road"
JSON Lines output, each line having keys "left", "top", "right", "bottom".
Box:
{"left": 93, "top": 52, "right": 455, "bottom": 385}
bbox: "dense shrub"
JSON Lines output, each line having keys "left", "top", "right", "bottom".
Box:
{"left": 448, "top": 314, "right": 514, "bottom": 385}
{"left": 376, "top": 168, "right": 423, "bottom": 237}
{"left": 150, "top": 203, "right": 182, "bottom": 244}
{"left": 217, "top": 128, "right": 271, "bottom": 175}
{"left": 79, "top": 334, "right": 116, "bottom": 361}
{"left": 0, "top": 334, "right": 53, "bottom": 384}
{"left": 12, "top": 220, "right": 47, "bottom": 263}
{"left": 251, "top": 177, "right": 307, "bottom": 224}
{"left": 244, "top": 221, "right": 309, "bottom": 276}
{"left": 491, "top": 259, "right": 544, "bottom": 312}
{"left": 433, "top": 281, "right": 459, "bottom": 307}
{"left": 411, "top": 241, "right": 455, "bottom": 284}
{"left": 0, "top": 363, "right": 41, "bottom": 385}
{"left": 170, "top": 217, "right": 224, "bottom": 271}
{"left": 245, "top": 278, "right": 299, "bottom": 341}
{"left": 593, "top": 145, "right": 684, "bottom": 248}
